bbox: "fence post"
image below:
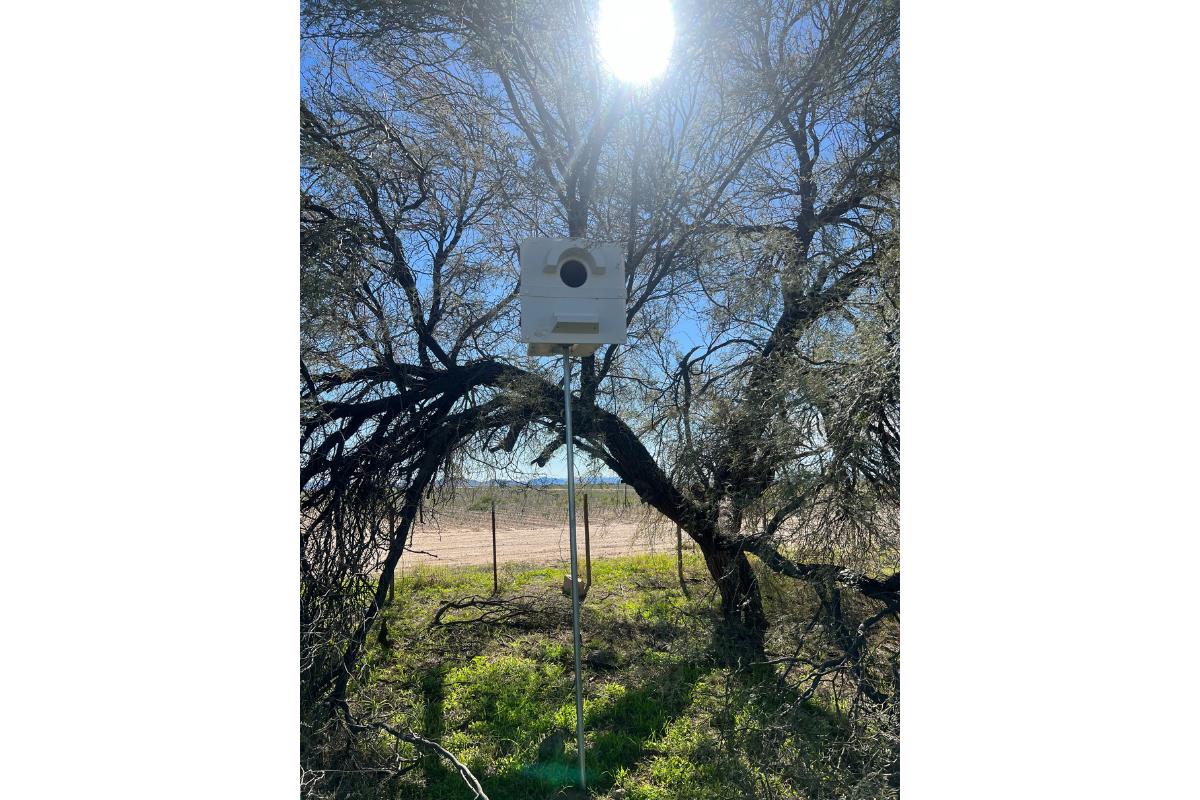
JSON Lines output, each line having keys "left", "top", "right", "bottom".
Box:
{"left": 676, "top": 523, "right": 690, "bottom": 598}
{"left": 583, "top": 493, "right": 592, "bottom": 589}
{"left": 491, "top": 498, "right": 498, "bottom": 594}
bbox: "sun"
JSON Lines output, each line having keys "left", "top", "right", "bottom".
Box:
{"left": 596, "top": 0, "right": 675, "bottom": 85}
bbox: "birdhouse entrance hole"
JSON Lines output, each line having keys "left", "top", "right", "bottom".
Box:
{"left": 560, "top": 259, "right": 588, "bottom": 287}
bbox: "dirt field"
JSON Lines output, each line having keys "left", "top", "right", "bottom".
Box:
{"left": 401, "top": 506, "right": 684, "bottom": 569}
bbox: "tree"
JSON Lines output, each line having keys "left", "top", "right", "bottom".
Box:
{"left": 300, "top": 0, "right": 899, "bottom": 716}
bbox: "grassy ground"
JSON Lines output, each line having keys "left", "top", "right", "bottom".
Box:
{"left": 344, "top": 553, "right": 898, "bottom": 799}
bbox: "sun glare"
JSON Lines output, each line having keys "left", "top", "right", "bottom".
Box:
{"left": 596, "top": 0, "right": 674, "bottom": 85}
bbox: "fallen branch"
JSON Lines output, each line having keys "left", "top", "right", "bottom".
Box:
{"left": 764, "top": 599, "right": 895, "bottom": 705}
{"left": 330, "top": 699, "right": 490, "bottom": 799}
{"left": 430, "top": 595, "right": 551, "bottom": 629}
{"left": 368, "top": 722, "right": 490, "bottom": 800}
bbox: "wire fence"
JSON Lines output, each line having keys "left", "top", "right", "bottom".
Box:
{"left": 400, "top": 492, "right": 694, "bottom": 571}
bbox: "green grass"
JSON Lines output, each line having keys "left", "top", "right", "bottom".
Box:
{"left": 347, "top": 553, "right": 896, "bottom": 800}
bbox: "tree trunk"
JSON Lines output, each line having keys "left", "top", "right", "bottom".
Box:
{"left": 699, "top": 539, "right": 768, "bottom": 660}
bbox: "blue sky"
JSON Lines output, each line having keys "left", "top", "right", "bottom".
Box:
{"left": 301, "top": 19, "right": 740, "bottom": 484}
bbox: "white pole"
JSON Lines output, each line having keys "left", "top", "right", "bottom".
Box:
{"left": 562, "top": 345, "right": 587, "bottom": 791}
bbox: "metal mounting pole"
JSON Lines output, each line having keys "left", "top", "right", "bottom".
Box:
{"left": 562, "top": 346, "right": 587, "bottom": 791}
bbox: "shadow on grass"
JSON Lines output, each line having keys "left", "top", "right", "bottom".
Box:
{"left": 424, "top": 658, "right": 713, "bottom": 799}
{"left": 420, "top": 667, "right": 449, "bottom": 786}
{"left": 536, "top": 659, "right": 712, "bottom": 796}
{"left": 391, "top": 556, "right": 855, "bottom": 799}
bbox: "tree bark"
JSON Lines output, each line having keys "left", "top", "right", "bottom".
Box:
{"left": 698, "top": 538, "right": 768, "bottom": 657}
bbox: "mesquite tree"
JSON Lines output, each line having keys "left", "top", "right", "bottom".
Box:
{"left": 301, "top": 0, "right": 899, "bottom": 715}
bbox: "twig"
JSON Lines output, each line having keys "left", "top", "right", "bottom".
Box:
{"left": 430, "top": 594, "right": 549, "bottom": 629}
{"left": 369, "top": 722, "right": 490, "bottom": 800}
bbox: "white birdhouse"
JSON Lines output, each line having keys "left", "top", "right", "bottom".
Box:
{"left": 519, "top": 238, "right": 627, "bottom": 357}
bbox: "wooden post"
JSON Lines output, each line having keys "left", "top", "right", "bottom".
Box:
{"left": 491, "top": 498, "right": 498, "bottom": 594}
{"left": 583, "top": 493, "right": 592, "bottom": 589}
{"left": 676, "top": 523, "right": 690, "bottom": 598}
